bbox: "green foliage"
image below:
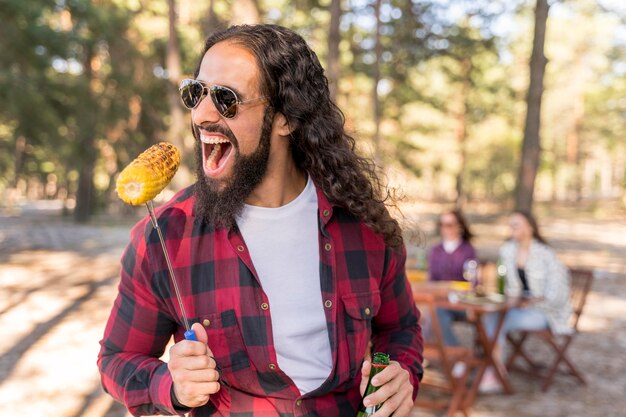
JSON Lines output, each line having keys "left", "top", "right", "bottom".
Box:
{"left": 0, "top": 0, "right": 623, "bottom": 215}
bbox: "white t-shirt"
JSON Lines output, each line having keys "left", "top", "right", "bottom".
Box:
{"left": 236, "top": 176, "right": 332, "bottom": 394}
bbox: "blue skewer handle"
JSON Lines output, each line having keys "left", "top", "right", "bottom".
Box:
{"left": 184, "top": 329, "right": 197, "bottom": 341}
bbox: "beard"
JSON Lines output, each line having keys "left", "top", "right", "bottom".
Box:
{"left": 194, "top": 107, "right": 274, "bottom": 229}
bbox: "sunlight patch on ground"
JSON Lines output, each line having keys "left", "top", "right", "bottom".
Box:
{"left": 0, "top": 251, "right": 118, "bottom": 358}
{"left": 543, "top": 219, "right": 626, "bottom": 245}
{"left": 0, "top": 262, "right": 119, "bottom": 417}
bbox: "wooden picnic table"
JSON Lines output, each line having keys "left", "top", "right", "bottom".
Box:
{"left": 411, "top": 280, "right": 533, "bottom": 405}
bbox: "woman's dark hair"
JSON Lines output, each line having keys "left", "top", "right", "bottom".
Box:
{"left": 513, "top": 210, "right": 548, "bottom": 245}
{"left": 437, "top": 210, "right": 474, "bottom": 242}
{"left": 195, "top": 24, "right": 403, "bottom": 247}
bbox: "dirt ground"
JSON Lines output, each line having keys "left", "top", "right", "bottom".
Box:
{"left": 0, "top": 200, "right": 625, "bottom": 417}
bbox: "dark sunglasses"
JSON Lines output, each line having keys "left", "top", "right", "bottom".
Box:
{"left": 179, "top": 79, "right": 266, "bottom": 118}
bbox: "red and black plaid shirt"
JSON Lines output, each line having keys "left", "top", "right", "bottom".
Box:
{"left": 98, "top": 184, "right": 423, "bottom": 417}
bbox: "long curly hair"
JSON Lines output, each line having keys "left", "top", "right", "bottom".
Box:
{"left": 195, "top": 24, "right": 403, "bottom": 248}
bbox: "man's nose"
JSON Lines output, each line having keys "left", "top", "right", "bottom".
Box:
{"left": 191, "top": 94, "right": 221, "bottom": 126}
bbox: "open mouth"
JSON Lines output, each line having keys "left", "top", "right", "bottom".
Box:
{"left": 201, "top": 134, "right": 234, "bottom": 176}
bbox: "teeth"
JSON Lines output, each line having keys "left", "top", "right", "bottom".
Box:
{"left": 201, "top": 135, "right": 230, "bottom": 145}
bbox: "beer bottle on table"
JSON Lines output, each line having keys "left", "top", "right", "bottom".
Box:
{"left": 356, "top": 352, "right": 390, "bottom": 417}
{"left": 496, "top": 258, "right": 507, "bottom": 295}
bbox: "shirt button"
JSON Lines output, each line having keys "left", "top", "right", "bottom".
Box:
{"left": 268, "top": 363, "right": 277, "bottom": 370}
{"left": 324, "top": 300, "right": 333, "bottom": 308}
{"left": 324, "top": 243, "right": 332, "bottom": 251}
{"left": 296, "top": 399, "right": 302, "bottom": 406}
{"left": 236, "top": 245, "right": 245, "bottom": 252}
{"left": 322, "top": 209, "right": 330, "bottom": 217}
{"left": 364, "top": 307, "right": 371, "bottom": 316}
{"left": 202, "top": 319, "right": 211, "bottom": 327}
{"left": 261, "top": 302, "right": 269, "bottom": 310}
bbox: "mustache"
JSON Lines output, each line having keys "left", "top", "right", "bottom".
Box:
{"left": 194, "top": 122, "right": 239, "bottom": 149}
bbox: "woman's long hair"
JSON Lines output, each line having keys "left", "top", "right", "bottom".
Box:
{"left": 195, "top": 24, "right": 403, "bottom": 247}
{"left": 437, "top": 210, "right": 474, "bottom": 242}
{"left": 513, "top": 210, "right": 548, "bottom": 245}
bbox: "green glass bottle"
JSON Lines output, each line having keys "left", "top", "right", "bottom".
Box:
{"left": 356, "top": 352, "right": 390, "bottom": 417}
{"left": 496, "top": 259, "right": 507, "bottom": 295}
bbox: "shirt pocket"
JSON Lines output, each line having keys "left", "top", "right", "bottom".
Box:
{"left": 340, "top": 290, "right": 382, "bottom": 378}
{"left": 198, "top": 309, "right": 251, "bottom": 376}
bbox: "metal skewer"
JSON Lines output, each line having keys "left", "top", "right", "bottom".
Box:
{"left": 146, "top": 200, "right": 197, "bottom": 341}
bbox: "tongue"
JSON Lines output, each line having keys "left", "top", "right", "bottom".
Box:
{"left": 207, "top": 143, "right": 223, "bottom": 171}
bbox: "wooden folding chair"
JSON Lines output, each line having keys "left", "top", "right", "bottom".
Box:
{"left": 413, "top": 293, "right": 477, "bottom": 417}
{"left": 505, "top": 268, "right": 594, "bottom": 391}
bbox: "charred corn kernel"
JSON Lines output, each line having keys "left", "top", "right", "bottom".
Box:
{"left": 116, "top": 142, "right": 181, "bottom": 205}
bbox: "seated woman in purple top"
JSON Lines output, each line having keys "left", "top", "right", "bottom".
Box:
{"left": 428, "top": 210, "right": 477, "bottom": 346}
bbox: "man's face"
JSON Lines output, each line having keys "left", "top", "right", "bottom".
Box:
{"left": 192, "top": 40, "right": 269, "bottom": 187}
{"left": 192, "top": 41, "right": 273, "bottom": 227}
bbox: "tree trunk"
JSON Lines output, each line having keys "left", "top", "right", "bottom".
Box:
{"left": 74, "top": 44, "right": 97, "bottom": 223}
{"left": 205, "top": 0, "right": 221, "bottom": 35}
{"left": 514, "top": 0, "right": 550, "bottom": 213}
{"left": 230, "top": 0, "right": 260, "bottom": 25}
{"left": 166, "top": 0, "right": 192, "bottom": 188}
{"left": 75, "top": 163, "right": 95, "bottom": 222}
{"left": 13, "top": 136, "right": 26, "bottom": 188}
{"left": 372, "top": 0, "right": 382, "bottom": 165}
{"left": 455, "top": 57, "right": 472, "bottom": 209}
{"left": 327, "top": 0, "right": 342, "bottom": 102}
{"left": 566, "top": 94, "right": 584, "bottom": 201}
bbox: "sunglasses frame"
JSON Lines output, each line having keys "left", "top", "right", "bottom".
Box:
{"left": 179, "top": 79, "right": 266, "bottom": 118}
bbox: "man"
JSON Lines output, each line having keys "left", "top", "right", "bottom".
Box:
{"left": 98, "top": 24, "right": 423, "bottom": 417}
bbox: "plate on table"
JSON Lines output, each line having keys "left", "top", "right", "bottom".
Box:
{"left": 458, "top": 292, "right": 506, "bottom": 304}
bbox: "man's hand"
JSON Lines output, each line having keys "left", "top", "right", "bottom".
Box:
{"left": 168, "top": 322, "right": 220, "bottom": 408}
{"left": 359, "top": 359, "right": 414, "bottom": 417}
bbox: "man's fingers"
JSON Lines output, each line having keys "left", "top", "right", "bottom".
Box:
{"left": 168, "top": 323, "right": 219, "bottom": 409}
{"left": 191, "top": 322, "right": 209, "bottom": 344}
{"left": 170, "top": 323, "right": 216, "bottom": 361}
{"left": 176, "top": 368, "right": 220, "bottom": 383}
{"left": 170, "top": 339, "right": 208, "bottom": 358}
{"left": 369, "top": 361, "right": 402, "bottom": 387}
{"left": 169, "top": 365, "right": 221, "bottom": 409}
{"left": 371, "top": 389, "right": 413, "bottom": 417}
{"left": 360, "top": 360, "right": 372, "bottom": 396}
{"left": 363, "top": 363, "right": 403, "bottom": 404}
{"left": 363, "top": 378, "right": 400, "bottom": 409}
{"left": 361, "top": 360, "right": 372, "bottom": 378}
{"left": 362, "top": 361, "right": 412, "bottom": 415}
{"left": 173, "top": 354, "right": 217, "bottom": 371}
{"left": 186, "top": 380, "right": 220, "bottom": 396}
{"left": 172, "top": 380, "right": 220, "bottom": 408}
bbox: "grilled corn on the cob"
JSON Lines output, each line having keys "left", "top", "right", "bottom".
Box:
{"left": 116, "top": 142, "right": 181, "bottom": 205}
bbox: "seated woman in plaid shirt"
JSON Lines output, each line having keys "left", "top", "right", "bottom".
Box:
{"left": 98, "top": 24, "right": 423, "bottom": 417}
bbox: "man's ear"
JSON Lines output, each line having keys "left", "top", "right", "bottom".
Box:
{"left": 273, "top": 112, "right": 295, "bottom": 137}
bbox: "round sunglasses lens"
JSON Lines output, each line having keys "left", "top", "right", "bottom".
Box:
{"left": 211, "top": 86, "right": 238, "bottom": 118}
{"left": 180, "top": 81, "right": 204, "bottom": 109}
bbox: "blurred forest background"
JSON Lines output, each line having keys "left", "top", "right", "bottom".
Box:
{"left": 0, "top": 0, "right": 624, "bottom": 222}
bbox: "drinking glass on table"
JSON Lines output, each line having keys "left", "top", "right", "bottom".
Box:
{"left": 463, "top": 259, "right": 479, "bottom": 291}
